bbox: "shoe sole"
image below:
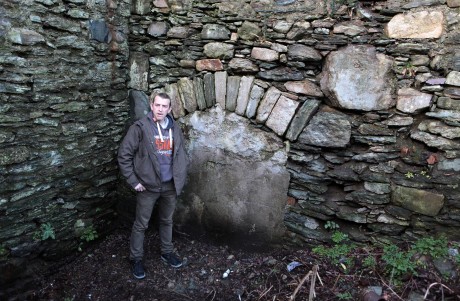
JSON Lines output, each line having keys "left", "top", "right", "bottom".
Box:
{"left": 161, "top": 256, "right": 183, "bottom": 268}
{"left": 133, "top": 273, "right": 145, "bottom": 279}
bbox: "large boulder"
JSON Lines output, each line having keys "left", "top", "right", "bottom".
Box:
{"left": 177, "top": 106, "right": 289, "bottom": 244}
{"left": 320, "top": 45, "right": 395, "bottom": 111}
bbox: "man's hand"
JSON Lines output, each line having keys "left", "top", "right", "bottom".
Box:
{"left": 134, "top": 183, "right": 146, "bottom": 192}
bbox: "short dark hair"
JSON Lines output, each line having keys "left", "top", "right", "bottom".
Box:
{"left": 149, "top": 92, "right": 171, "bottom": 106}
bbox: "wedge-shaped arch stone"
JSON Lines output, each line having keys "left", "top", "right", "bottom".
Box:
{"left": 246, "top": 85, "right": 265, "bottom": 119}
{"left": 226, "top": 76, "right": 240, "bottom": 112}
{"left": 235, "top": 76, "right": 255, "bottom": 116}
{"left": 256, "top": 86, "right": 281, "bottom": 123}
{"left": 215, "top": 71, "right": 227, "bottom": 109}
{"left": 194, "top": 77, "right": 207, "bottom": 110}
{"left": 129, "top": 90, "right": 150, "bottom": 121}
{"left": 178, "top": 77, "right": 197, "bottom": 113}
{"left": 286, "top": 99, "right": 321, "bottom": 141}
{"left": 164, "top": 83, "right": 185, "bottom": 118}
{"left": 320, "top": 45, "right": 395, "bottom": 111}
{"left": 265, "top": 95, "right": 299, "bottom": 136}
{"left": 203, "top": 73, "right": 216, "bottom": 108}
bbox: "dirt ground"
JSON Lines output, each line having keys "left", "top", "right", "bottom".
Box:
{"left": 29, "top": 224, "right": 459, "bottom": 301}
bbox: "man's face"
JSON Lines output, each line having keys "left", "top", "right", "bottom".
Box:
{"left": 150, "top": 96, "right": 172, "bottom": 122}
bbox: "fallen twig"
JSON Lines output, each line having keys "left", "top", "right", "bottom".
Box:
{"left": 206, "top": 289, "right": 216, "bottom": 301}
{"left": 331, "top": 273, "right": 341, "bottom": 291}
{"left": 290, "top": 264, "right": 319, "bottom": 301}
{"left": 308, "top": 265, "right": 318, "bottom": 301}
{"left": 315, "top": 265, "right": 323, "bottom": 286}
{"left": 290, "top": 270, "right": 312, "bottom": 301}
{"left": 258, "top": 285, "right": 273, "bottom": 300}
{"left": 376, "top": 272, "right": 404, "bottom": 301}
{"left": 423, "top": 282, "right": 453, "bottom": 300}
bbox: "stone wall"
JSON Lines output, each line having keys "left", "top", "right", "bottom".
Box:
{"left": 127, "top": 0, "right": 460, "bottom": 245}
{"left": 0, "top": 0, "right": 130, "bottom": 295}
{"left": 1, "top": 0, "right": 460, "bottom": 296}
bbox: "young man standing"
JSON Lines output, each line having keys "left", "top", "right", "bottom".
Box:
{"left": 118, "top": 92, "right": 188, "bottom": 279}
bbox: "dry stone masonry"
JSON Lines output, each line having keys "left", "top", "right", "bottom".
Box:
{"left": 1, "top": 0, "right": 460, "bottom": 295}
{"left": 1, "top": 0, "right": 130, "bottom": 295}
{"left": 127, "top": 0, "right": 460, "bottom": 245}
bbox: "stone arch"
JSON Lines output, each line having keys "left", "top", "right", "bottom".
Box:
{"left": 128, "top": 64, "right": 353, "bottom": 244}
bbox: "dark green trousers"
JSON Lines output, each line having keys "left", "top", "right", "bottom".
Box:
{"left": 130, "top": 181, "right": 176, "bottom": 261}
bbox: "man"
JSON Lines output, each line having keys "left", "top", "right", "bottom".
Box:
{"left": 118, "top": 92, "right": 188, "bottom": 279}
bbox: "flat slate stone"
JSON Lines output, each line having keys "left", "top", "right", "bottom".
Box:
{"left": 228, "top": 58, "right": 259, "bottom": 72}
{"left": 8, "top": 28, "right": 45, "bottom": 45}
{"left": 148, "top": 22, "right": 168, "bottom": 37}
{"left": 201, "top": 24, "right": 230, "bottom": 40}
{"left": 396, "top": 88, "right": 433, "bottom": 114}
{"left": 418, "top": 120, "right": 460, "bottom": 139}
{"left": 204, "top": 42, "right": 234, "bottom": 59}
{"left": 298, "top": 110, "right": 351, "bottom": 148}
{"left": 446, "top": 71, "right": 460, "bottom": 86}
{"left": 444, "top": 87, "right": 460, "bottom": 99}
{"left": 437, "top": 97, "right": 460, "bottom": 110}
{"left": 391, "top": 185, "right": 444, "bottom": 217}
{"left": 284, "top": 80, "right": 323, "bottom": 97}
{"left": 411, "top": 131, "right": 460, "bottom": 150}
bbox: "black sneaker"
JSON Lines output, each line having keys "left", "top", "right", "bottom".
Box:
{"left": 132, "top": 260, "right": 145, "bottom": 279}
{"left": 161, "top": 253, "right": 183, "bottom": 268}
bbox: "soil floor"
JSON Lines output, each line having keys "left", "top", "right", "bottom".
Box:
{"left": 26, "top": 225, "right": 460, "bottom": 301}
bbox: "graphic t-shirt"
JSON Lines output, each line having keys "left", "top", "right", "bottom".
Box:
{"left": 151, "top": 114, "right": 174, "bottom": 182}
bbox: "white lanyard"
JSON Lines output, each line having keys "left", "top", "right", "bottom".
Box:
{"left": 157, "top": 122, "right": 173, "bottom": 148}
